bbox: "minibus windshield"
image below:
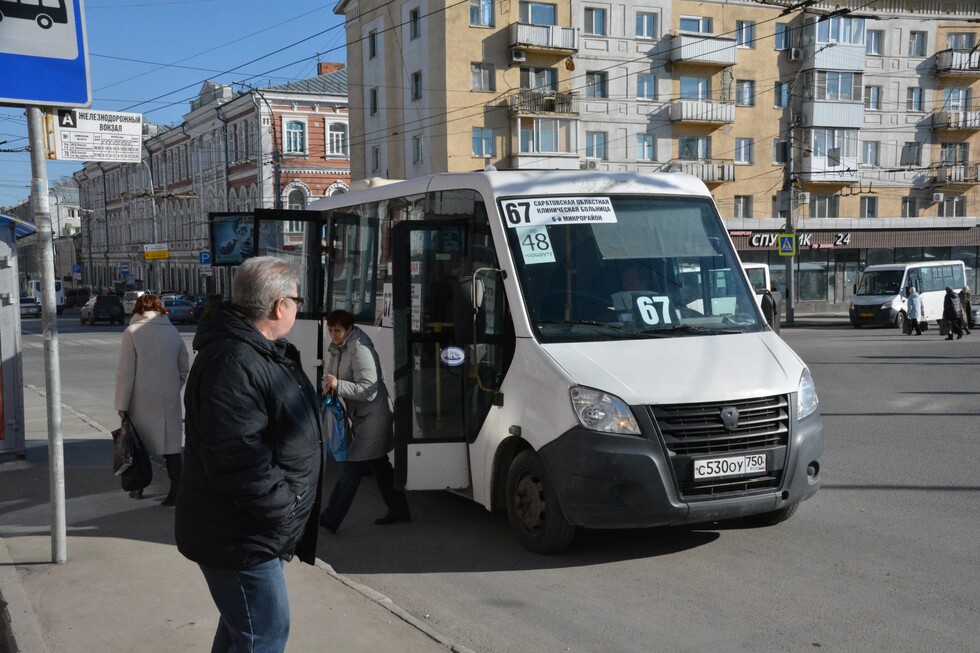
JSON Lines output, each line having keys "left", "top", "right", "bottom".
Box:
{"left": 855, "top": 270, "right": 904, "bottom": 296}
{"left": 502, "top": 194, "right": 762, "bottom": 343}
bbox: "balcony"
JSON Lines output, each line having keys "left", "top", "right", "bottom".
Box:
{"left": 935, "top": 49, "right": 980, "bottom": 76}
{"left": 802, "top": 100, "right": 864, "bottom": 129}
{"left": 510, "top": 23, "right": 578, "bottom": 54}
{"left": 669, "top": 159, "right": 735, "bottom": 185}
{"left": 931, "top": 109, "right": 980, "bottom": 131}
{"left": 933, "top": 163, "right": 980, "bottom": 191}
{"left": 800, "top": 41, "right": 865, "bottom": 72}
{"left": 510, "top": 89, "right": 578, "bottom": 115}
{"left": 799, "top": 155, "right": 859, "bottom": 185}
{"left": 667, "top": 33, "right": 736, "bottom": 67}
{"left": 669, "top": 99, "right": 734, "bottom": 125}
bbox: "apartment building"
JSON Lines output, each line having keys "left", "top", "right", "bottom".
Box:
{"left": 337, "top": 0, "right": 978, "bottom": 310}
{"left": 74, "top": 64, "right": 350, "bottom": 294}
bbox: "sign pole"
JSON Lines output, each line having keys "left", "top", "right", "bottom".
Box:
{"left": 28, "top": 106, "right": 68, "bottom": 564}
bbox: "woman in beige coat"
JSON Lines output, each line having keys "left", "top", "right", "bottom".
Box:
{"left": 114, "top": 294, "right": 189, "bottom": 504}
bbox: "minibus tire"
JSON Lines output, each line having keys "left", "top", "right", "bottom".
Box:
{"left": 506, "top": 450, "right": 575, "bottom": 554}
{"left": 745, "top": 502, "right": 799, "bottom": 527}
{"left": 894, "top": 312, "right": 906, "bottom": 330}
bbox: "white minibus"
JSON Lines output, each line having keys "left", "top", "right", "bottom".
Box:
{"left": 244, "top": 171, "right": 823, "bottom": 553}
{"left": 849, "top": 261, "right": 966, "bottom": 329}
{"left": 31, "top": 279, "right": 64, "bottom": 315}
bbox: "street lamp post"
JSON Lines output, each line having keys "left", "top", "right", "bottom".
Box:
{"left": 140, "top": 159, "right": 159, "bottom": 290}
{"left": 235, "top": 81, "right": 283, "bottom": 209}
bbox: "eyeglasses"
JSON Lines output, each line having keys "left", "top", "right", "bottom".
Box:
{"left": 283, "top": 296, "right": 305, "bottom": 309}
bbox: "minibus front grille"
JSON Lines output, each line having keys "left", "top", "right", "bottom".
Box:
{"left": 648, "top": 395, "right": 790, "bottom": 499}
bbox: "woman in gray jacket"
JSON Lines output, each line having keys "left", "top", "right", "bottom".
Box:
{"left": 319, "top": 310, "right": 410, "bottom": 533}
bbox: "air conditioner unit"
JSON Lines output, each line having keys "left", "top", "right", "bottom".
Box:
{"left": 511, "top": 49, "right": 526, "bottom": 64}
{"left": 580, "top": 158, "right": 599, "bottom": 170}
{"left": 797, "top": 191, "right": 811, "bottom": 204}
{"left": 932, "top": 192, "right": 945, "bottom": 203}
{"left": 790, "top": 48, "right": 804, "bottom": 61}
{"left": 792, "top": 114, "right": 806, "bottom": 126}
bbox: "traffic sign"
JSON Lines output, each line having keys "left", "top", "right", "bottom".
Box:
{"left": 199, "top": 251, "right": 211, "bottom": 265}
{"left": 120, "top": 261, "right": 130, "bottom": 277}
{"left": 49, "top": 109, "right": 142, "bottom": 162}
{"left": 144, "top": 243, "right": 169, "bottom": 261}
{"left": 0, "top": 0, "right": 91, "bottom": 108}
{"left": 778, "top": 233, "right": 797, "bottom": 257}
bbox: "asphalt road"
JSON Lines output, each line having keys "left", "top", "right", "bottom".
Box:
{"left": 18, "top": 315, "right": 980, "bottom": 653}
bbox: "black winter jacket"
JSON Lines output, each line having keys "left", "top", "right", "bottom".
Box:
{"left": 175, "top": 303, "right": 322, "bottom": 569}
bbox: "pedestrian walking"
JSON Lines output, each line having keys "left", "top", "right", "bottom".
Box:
{"left": 942, "top": 286, "right": 964, "bottom": 340}
{"left": 319, "top": 309, "right": 411, "bottom": 534}
{"left": 114, "top": 293, "right": 189, "bottom": 503}
{"left": 905, "top": 287, "right": 923, "bottom": 336}
{"left": 958, "top": 285, "right": 972, "bottom": 334}
{"left": 176, "top": 257, "right": 322, "bottom": 653}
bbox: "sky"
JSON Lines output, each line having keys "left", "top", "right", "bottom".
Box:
{"left": 0, "top": 0, "right": 347, "bottom": 209}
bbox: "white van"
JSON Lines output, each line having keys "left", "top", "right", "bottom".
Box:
{"left": 254, "top": 171, "right": 823, "bottom": 552}
{"left": 122, "top": 290, "right": 145, "bottom": 316}
{"left": 31, "top": 279, "right": 64, "bottom": 315}
{"left": 849, "top": 261, "right": 966, "bottom": 328}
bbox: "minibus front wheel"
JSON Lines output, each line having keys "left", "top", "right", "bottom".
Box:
{"left": 506, "top": 450, "right": 575, "bottom": 554}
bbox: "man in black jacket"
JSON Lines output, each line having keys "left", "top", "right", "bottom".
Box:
{"left": 175, "top": 256, "right": 322, "bottom": 653}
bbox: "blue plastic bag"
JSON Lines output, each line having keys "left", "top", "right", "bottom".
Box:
{"left": 320, "top": 393, "right": 348, "bottom": 462}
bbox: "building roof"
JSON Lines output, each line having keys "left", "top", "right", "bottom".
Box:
{"left": 265, "top": 68, "right": 348, "bottom": 97}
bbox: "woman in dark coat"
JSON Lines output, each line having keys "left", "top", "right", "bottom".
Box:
{"left": 943, "top": 287, "right": 964, "bottom": 340}
{"left": 958, "top": 285, "right": 972, "bottom": 333}
{"left": 319, "top": 309, "right": 410, "bottom": 533}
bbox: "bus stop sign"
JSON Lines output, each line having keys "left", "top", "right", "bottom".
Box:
{"left": 0, "top": 0, "right": 91, "bottom": 107}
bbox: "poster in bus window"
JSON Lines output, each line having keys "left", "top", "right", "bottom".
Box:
{"left": 209, "top": 214, "right": 276, "bottom": 265}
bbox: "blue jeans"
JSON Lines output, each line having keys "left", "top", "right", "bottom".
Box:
{"left": 199, "top": 558, "right": 289, "bottom": 653}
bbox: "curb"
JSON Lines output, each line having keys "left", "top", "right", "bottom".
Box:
{"left": 0, "top": 538, "right": 49, "bottom": 653}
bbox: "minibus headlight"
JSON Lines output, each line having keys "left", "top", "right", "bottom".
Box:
{"left": 569, "top": 386, "right": 640, "bottom": 435}
{"left": 797, "top": 369, "right": 819, "bottom": 420}
{"left": 880, "top": 302, "right": 892, "bottom": 309}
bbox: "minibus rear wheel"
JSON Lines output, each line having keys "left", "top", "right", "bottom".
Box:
{"left": 506, "top": 450, "right": 575, "bottom": 554}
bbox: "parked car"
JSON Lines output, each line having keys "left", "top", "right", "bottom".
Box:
{"left": 80, "top": 295, "right": 125, "bottom": 325}
{"left": 163, "top": 298, "right": 196, "bottom": 324}
{"left": 20, "top": 296, "right": 41, "bottom": 318}
{"left": 64, "top": 287, "right": 92, "bottom": 308}
{"left": 122, "top": 290, "right": 145, "bottom": 315}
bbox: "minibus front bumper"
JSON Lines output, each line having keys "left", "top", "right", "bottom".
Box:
{"left": 849, "top": 303, "right": 899, "bottom": 326}
{"left": 536, "top": 409, "right": 822, "bottom": 529}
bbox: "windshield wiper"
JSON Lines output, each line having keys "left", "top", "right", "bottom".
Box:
{"left": 634, "top": 324, "right": 742, "bottom": 337}
{"left": 536, "top": 320, "right": 627, "bottom": 332}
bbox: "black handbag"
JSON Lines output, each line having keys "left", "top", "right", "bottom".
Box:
{"left": 111, "top": 416, "right": 153, "bottom": 492}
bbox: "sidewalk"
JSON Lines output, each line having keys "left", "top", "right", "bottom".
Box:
{"left": 0, "top": 387, "right": 467, "bottom": 653}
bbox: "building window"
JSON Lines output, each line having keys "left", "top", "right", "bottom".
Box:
{"left": 815, "top": 71, "right": 863, "bottom": 102}
{"left": 470, "top": 0, "right": 494, "bottom": 27}
{"left": 866, "top": 29, "right": 883, "bottom": 55}
{"left": 735, "top": 138, "right": 754, "bottom": 164}
{"left": 864, "top": 86, "right": 881, "bottom": 110}
{"left": 413, "top": 135, "right": 424, "bottom": 164}
{"left": 814, "top": 16, "right": 865, "bottom": 45}
{"left": 901, "top": 142, "right": 922, "bottom": 166}
{"left": 774, "top": 23, "right": 790, "bottom": 50}
{"left": 809, "top": 195, "right": 839, "bottom": 218}
{"left": 940, "top": 142, "right": 968, "bottom": 164}
{"left": 774, "top": 81, "right": 790, "bottom": 108}
{"left": 678, "top": 136, "right": 709, "bottom": 160}
{"left": 947, "top": 33, "right": 976, "bottom": 50}
{"left": 472, "top": 127, "right": 495, "bottom": 157}
{"left": 368, "top": 30, "right": 378, "bottom": 59}
{"left": 372, "top": 146, "right": 381, "bottom": 172}
{"left": 906, "top": 87, "right": 923, "bottom": 112}
{"left": 861, "top": 141, "right": 880, "bottom": 166}
{"left": 519, "top": 1, "right": 556, "bottom": 26}
{"left": 369, "top": 88, "right": 378, "bottom": 115}
{"left": 471, "top": 63, "right": 496, "bottom": 91}
{"left": 585, "top": 71, "right": 608, "bottom": 98}
{"left": 944, "top": 88, "right": 970, "bottom": 111}
{"left": 636, "top": 12, "right": 657, "bottom": 40}
{"left": 287, "top": 189, "right": 306, "bottom": 210}
{"left": 409, "top": 8, "right": 421, "bottom": 39}
{"left": 585, "top": 131, "right": 607, "bottom": 159}
{"left": 734, "top": 196, "right": 752, "bottom": 218}
{"left": 679, "top": 16, "right": 711, "bottom": 34}
{"left": 327, "top": 123, "right": 348, "bottom": 156}
{"left": 521, "top": 66, "right": 558, "bottom": 92}
{"left": 773, "top": 139, "right": 788, "bottom": 164}
{"left": 901, "top": 197, "right": 917, "bottom": 217}
{"left": 636, "top": 73, "right": 656, "bottom": 100}
{"left": 735, "top": 21, "right": 755, "bottom": 48}
{"left": 519, "top": 117, "right": 574, "bottom": 153}
{"left": 860, "top": 196, "right": 877, "bottom": 218}
{"left": 411, "top": 71, "right": 423, "bottom": 100}
{"left": 636, "top": 133, "right": 655, "bottom": 160}
{"left": 908, "top": 31, "right": 926, "bottom": 57}
{"left": 284, "top": 120, "right": 306, "bottom": 154}
{"left": 680, "top": 76, "right": 709, "bottom": 100}
{"left": 735, "top": 80, "right": 754, "bottom": 106}
{"left": 939, "top": 196, "right": 967, "bottom": 218}
{"left": 812, "top": 128, "right": 858, "bottom": 158}
{"left": 584, "top": 8, "right": 606, "bottom": 36}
